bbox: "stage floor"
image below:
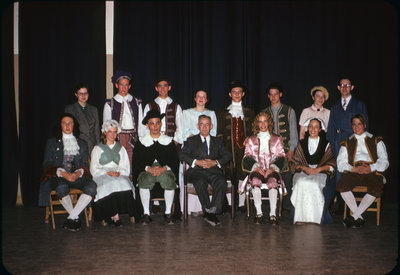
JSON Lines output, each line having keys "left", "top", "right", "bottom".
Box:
{"left": 2, "top": 203, "right": 398, "bottom": 274}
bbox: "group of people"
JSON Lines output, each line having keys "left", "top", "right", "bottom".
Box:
{"left": 38, "top": 71, "right": 389, "bottom": 231}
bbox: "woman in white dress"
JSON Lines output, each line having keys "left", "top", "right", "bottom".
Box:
{"left": 180, "top": 89, "right": 217, "bottom": 215}
{"left": 90, "top": 120, "right": 139, "bottom": 226}
{"left": 290, "top": 118, "right": 336, "bottom": 224}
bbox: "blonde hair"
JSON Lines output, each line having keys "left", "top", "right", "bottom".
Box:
{"left": 252, "top": 112, "right": 274, "bottom": 136}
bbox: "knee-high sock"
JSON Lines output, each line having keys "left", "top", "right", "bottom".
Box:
{"left": 59, "top": 195, "right": 73, "bottom": 214}
{"left": 252, "top": 187, "right": 262, "bottom": 216}
{"left": 164, "top": 190, "right": 175, "bottom": 215}
{"left": 353, "top": 193, "right": 376, "bottom": 220}
{"left": 238, "top": 180, "right": 245, "bottom": 207}
{"left": 68, "top": 194, "right": 92, "bottom": 220}
{"left": 140, "top": 188, "right": 151, "bottom": 215}
{"left": 341, "top": 191, "right": 358, "bottom": 215}
{"left": 269, "top": 188, "right": 278, "bottom": 217}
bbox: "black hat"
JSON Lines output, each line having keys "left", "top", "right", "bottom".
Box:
{"left": 229, "top": 81, "right": 248, "bottom": 93}
{"left": 111, "top": 70, "right": 132, "bottom": 85}
{"left": 142, "top": 109, "right": 166, "bottom": 125}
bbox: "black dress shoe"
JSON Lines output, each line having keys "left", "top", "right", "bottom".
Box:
{"left": 112, "top": 219, "right": 123, "bottom": 227}
{"left": 141, "top": 214, "right": 152, "bottom": 225}
{"left": 63, "top": 218, "right": 79, "bottom": 232}
{"left": 254, "top": 215, "right": 263, "bottom": 224}
{"left": 204, "top": 213, "right": 217, "bottom": 226}
{"left": 151, "top": 205, "right": 160, "bottom": 214}
{"left": 355, "top": 218, "right": 365, "bottom": 227}
{"left": 238, "top": 206, "right": 246, "bottom": 213}
{"left": 269, "top": 215, "right": 278, "bottom": 225}
{"left": 172, "top": 213, "right": 182, "bottom": 221}
{"left": 74, "top": 218, "right": 82, "bottom": 231}
{"left": 343, "top": 216, "right": 357, "bottom": 228}
{"left": 164, "top": 214, "right": 174, "bottom": 225}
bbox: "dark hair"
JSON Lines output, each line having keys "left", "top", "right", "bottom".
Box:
{"left": 351, "top": 113, "right": 367, "bottom": 126}
{"left": 339, "top": 76, "right": 352, "bottom": 85}
{"left": 267, "top": 82, "right": 283, "bottom": 94}
{"left": 198, "top": 114, "right": 212, "bottom": 123}
{"left": 55, "top": 113, "right": 80, "bottom": 139}
{"left": 194, "top": 89, "right": 210, "bottom": 105}
{"left": 73, "top": 83, "right": 89, "bottom": 95}
{"left": 154, "top": 78, "right": 171, "bottom": 86}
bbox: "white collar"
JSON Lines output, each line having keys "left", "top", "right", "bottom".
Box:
{"left": 311, "top": 105, "right": 324, "bottom": 111}
{"left": 350, "top": 131, "right": 372, "bottom": 140}
{"left": 139, "top": 133, "right": 173, "bottom": 147}
{"left": 227, "top": 102, "right": 244, "bottom": 118}
{"left": 62, "top": 133, "right": 80, "bottom": 155}
{"left": 257, "top": 131, "right": 271, "bottom": 139}
{"left": 155, "top": 96, "right": 172, "bottom": 104}
{"left": 114, "top": 93, "right": 133, "bottom": 103}
{"left": 342, "top": 95, "right": 352, "bottom": 104}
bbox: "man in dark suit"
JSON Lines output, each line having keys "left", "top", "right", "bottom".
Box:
{"left": 179, "top": 115, "right": 232, "bottom": 226}
{"left": 39, "top": 113, "right": 97, "bottom": 231}
{"left": 65, "top": 83, "right": 100, "bottom": 154}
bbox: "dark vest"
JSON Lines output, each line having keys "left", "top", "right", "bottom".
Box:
{"left": 341, "top": 135, "right": 382, "bottom": 166}
{"left": 106, "top": 97, "right": 141, "bottom": 140}
{"left": 265, "top": 104, "right": 291, "bottom": 151}
{"left": 149, "top": 100, "right": 177, "bottom": 137}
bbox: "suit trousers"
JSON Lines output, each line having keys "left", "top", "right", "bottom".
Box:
{"left": 187, "top": 168, "right": 227, "bottom": 214}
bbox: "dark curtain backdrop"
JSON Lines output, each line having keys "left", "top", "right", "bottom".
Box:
{"left": 114, "top": 1, "right": 398, "bottom": 202}
{"left": 1, "top": 1, "right": 398, "bottom": 205}
{"left": 18, "top": 2, "right": 105, "bottom": 206}
{"left": 1, "top": 4, "right": 18, "bottom": 206}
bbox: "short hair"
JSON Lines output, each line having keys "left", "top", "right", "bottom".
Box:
{"left": 101, "top": 120, "right": 121, "bottom": 144}
{"left": 252, "top": 112, "right": 274, "bottom": 136}
{"left": 339, "top": 76, "right": 353, "bottom": 85}
{"left": 194, "top": 89, "right": 208, "bottom": 98}
{"left": 351, "top": 113, "right": 367, "bottom": 126}
{"left": 198, "top": 114, "right": 212, "bottom": 123}
{"left": 154, "top": 78, "right": 171, "bottom": 86}
{"left": 73, "top": 83, "right": 89, "bottom": 96}
{"left": 55, "top": 113, "right": 80, "bottom": 139}
{"left": 267, "top": 82, "right": 283, "bottom": 94}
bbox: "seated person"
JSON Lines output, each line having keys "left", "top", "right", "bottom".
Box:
{"left": 337, "top": 113, "right": 389, "bottom": 228}
{"left": 240, "top": 112, "right": 287, "bottom": 225}
{"left": 90, "top": 120, "right": 139, "bottom": 226}
{"left": 179, "top": 115, "right": 232, "bottom": 226}
{"left": 40, "top": 113, "right": 97, "bottom": 231}
{"left": 290, "top": 118, "right": 336, "bottom": 224}
{"left": 133, "top": 110, "right": 179, "bottom": 225}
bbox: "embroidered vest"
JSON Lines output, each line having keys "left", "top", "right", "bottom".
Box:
{"left": 97, "top": 142, "right": 122, "bottom": 165}
{"left": 149, "top": 100, "right": 177, "bottom": 137}
{"left": 265, "top": 104, "right": 291, "bottom": 151}
{"left": 341, "top": 135, "right": 381, "bottom": 166}
{"left": 106, "top": 97, "right": 141, "bottom": 139}
{"left": 232, "top": 117, "right": 245, "bottom": 150}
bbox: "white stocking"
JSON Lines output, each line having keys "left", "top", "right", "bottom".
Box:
{"left": 252, "top": 187, "right": 262, "bottom": 216}
{"left": 353, "top": 193, "right": 376, "bottom": 220}
{"left": 341, "top": 191, "right": 358, "bottom": 214}
{"left": 140, "top": 188, "right": 151, "bottom": 215}
{"left": 164, "top": 190, "right": 175, "bottom": 215}
{"left": 238, "top": 180, "right": 245, "bottom": 207}
{"left": 59, "top": 195, "right": 73, "bottom": 214}
{"left": 68, "top": 194, "right": 92, "bottom": 220}
{"left": 269, "top": 188, "right": 278, "bottom": 217}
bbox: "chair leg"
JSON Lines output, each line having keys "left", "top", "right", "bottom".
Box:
{"left": 49, "top": 200, "right": 56, "bottom": 230}
{"left": 231, "top": 187, "right": 235, "bottom": 219}
{"left": 184, "top": 184, "right": 188, "bottom": 222}
{"left": 45, "top": 206, "right": 50, "bottom": 224}
{"left": 246, "top": 192, "right": 250, "bottom": 219}
{"left": 278, "top": 192, "right": 283, "bottom": 217}
{"left": 83, "top": 208, "right": 89, "bottom": 227}
{"left": 376, "top": 198, "right": 381, "bottom": 226}
{"left": 343, "top": 203, "right": 347, "bottom": 220}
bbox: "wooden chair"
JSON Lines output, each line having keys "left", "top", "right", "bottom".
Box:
{"left": 244, "top": 177, "right": 284, "bottom": 219}
{"left": 183, "top": 161, "right": 235, "bottom": 222}
{"left": 45, "top": 188, "right": 91, "bottom": 230}
{"left": 343, "top": 186, "right": 381, "bottom": 226}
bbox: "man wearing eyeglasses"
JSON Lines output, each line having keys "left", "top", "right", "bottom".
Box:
{"left": 326, "top": 77, "right": 368, "bottom": 219}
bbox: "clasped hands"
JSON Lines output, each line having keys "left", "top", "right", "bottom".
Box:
{"left": 147, "top": 166, "right": 167, "bottom": 177}
{"left": 107, "top": 171, "right": 121, "bottom": 177}
{"left": 254, "top": 167, "right": 275, "bottom": 177}
{"left": 60, "top": 170, "right": 82, "bottom": 182}
{"left": 301, "top": 166, "right": 321, "bottom": 175}
{"left": 196, "top": 159, "right": 217, "bottom": 169}
{"left": 351, "top": 163, "right": 371, "bottom": 174}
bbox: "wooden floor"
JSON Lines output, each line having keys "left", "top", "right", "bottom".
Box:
{"left": 1, "top": 203, "right": 398, "bottom": 274}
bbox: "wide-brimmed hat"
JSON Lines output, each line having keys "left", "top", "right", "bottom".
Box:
{"left": 310, "top": 86, "right": 329, "bottom": 100}
{"left": 142, "top": 109, "right": 166, "bottom": 125}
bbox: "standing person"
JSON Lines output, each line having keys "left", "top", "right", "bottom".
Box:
{"left": 90, "top": 120, "right": 139, "bottom": 226}
{"left": 262, "top": 82, "right": 298, "bottom": 212}
{"left": 326, "top": 77, "right": 368, "bottom": 215}
{"left": 290, "top": 118, "right": 336, "bottom": 224}
{"left": 133, "top": 110, "right": 180, "bottom": 225}
{"left": 179, "top": 115, "right": 232, "bottom": 226}
{"left": 65, "top": 83, "right": 100, "bottom": 154}
{"left": 103, "top": 70, "right": 145, "bottom": 180}
{"left": 239, "top": 112, "right": 287, "bottom": 225}
{"left": 143, "top": 78, "right": 183, "bottom": 145}
{"left": 217, "top": 81, "right": 255, "bottom": 212}
{"left": 39, "top": 113, "right": 97, "bottom": 231}
{"left": 298, "top": 86, "right": 330, "bottom": 140}
{"left": 337, "top": 114, "right": 388, "bottom": 228}
{"left": 180, "top": 89, "right": 217, "bottom": 216}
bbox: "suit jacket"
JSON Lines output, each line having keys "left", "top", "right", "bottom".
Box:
{"left": 179, "top": 134, "right": 232, "bottom": 176}
{"left": 65, "top": 102, "right": 100, "bottom": 153}
{"left": 326, "top": 97, "right": 368, "bottom": 157}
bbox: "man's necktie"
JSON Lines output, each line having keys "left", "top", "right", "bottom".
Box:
{"left": 342, "top": 99, "right": 347, "bottom": 110}
{"left": 203, "top": 138, "right": 208, "bottom": 154}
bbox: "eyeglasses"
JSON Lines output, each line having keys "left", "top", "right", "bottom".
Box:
{"left": 340, "top": 84, "right": 352, "bottom": 88}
